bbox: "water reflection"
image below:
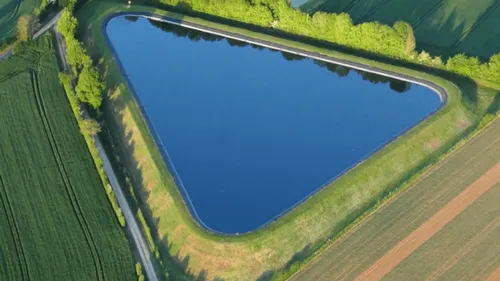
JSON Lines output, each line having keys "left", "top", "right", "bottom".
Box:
{"left": 147, "top": 18, "right": 412, "bottom": 94}
{"left": 107, "top": 16, "right": 440, "bottom": 233}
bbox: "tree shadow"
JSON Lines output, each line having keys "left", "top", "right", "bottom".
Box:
{"left": 100, "top": 86, "right": 228, "bottom": 281}
{"left": 82, "top": 1, "right": 500, "bottom": 280}
{"left": 305, "top": 0, "right": 500, "bottom": 60}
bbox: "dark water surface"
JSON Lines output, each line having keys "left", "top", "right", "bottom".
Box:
{"left": 106, "top": 16, "right": 442, "bottom": 234}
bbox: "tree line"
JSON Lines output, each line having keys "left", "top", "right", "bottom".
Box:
{"left": 57, "top": 7, "right": 104, "bottom": 109}
{"left": 156, "top": 0, "right": 500, "bottom": 87}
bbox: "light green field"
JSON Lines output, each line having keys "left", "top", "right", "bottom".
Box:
{"left": 76, "top": 1, "right": 500, "bottom": 280}
{"left": 0, "top": 0, "right": 41, "bottom": 42}
{"left": 300, "top": 0, "right": 500, "bottom": 60}
{"left": 291, "top": 118, "right": 500, "bottom": 281}
{"left": 0, "top": 36, "right": 135, "bottom": 281}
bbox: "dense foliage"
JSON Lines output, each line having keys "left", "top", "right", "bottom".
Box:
{"left": 58, "top": 9, "right": 102, "bottom": 108}
{"left": 0, "top": 36, "right": 135, "bottom": 281}
{"left": 157, "top": 0, "right": 500, "bottom": 86}
{"left": 16, "top": 15, "right": 33, "bottom": 42}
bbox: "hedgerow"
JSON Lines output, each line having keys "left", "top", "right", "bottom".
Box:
{"left": 157, "top": 0, "right": 500, "bottom": 86}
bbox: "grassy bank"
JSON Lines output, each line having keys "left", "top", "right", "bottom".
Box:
{"left": 77, "top": 1, "right": 499, "bottom": 280}
{"left": 0, "top": 35, "right": 136, "bottom": 281}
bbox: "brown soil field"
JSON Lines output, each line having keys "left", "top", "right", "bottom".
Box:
{"left": 291, "top": 118, "right": 500, "bottom": 281}
{"left": 355, "top": 162, "right": 500, "bottom": 281}
{"left": 485, "top": 267, "right": 500, "bottom": 281}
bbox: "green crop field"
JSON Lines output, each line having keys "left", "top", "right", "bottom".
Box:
{"left": 0, "top": 36, "right": 135, "bottom": 281}
{"left": 0, "top": 0, "right": 40, "bottom": 42}
{"left": 290, "top": 118, "right": 500, "bottom": 281}
{"left": 300, "top": 0, "right": 500, "bottom": 60}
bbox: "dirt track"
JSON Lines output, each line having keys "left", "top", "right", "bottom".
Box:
{"left": 354, "top": 161, "right": 500, "bottom": 281}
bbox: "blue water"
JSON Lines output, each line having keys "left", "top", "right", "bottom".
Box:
{"left": 105, "top": 16, "right": 442, "bottom": 234}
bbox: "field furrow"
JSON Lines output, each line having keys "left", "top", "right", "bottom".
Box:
{"left": 0, "top": 36, "right": 135, "bottom": 281}
{"left": 291, "top": 118, "right": 500, "bottom": 281}
{"left": 31, "top": 70, "right": 105, "bottom": 281}
{"left": 0, "top": 175, "right": 30, "bottom": 281}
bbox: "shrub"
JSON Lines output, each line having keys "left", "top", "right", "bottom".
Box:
{"left": 17, "top": 15, "right": 33, "bottom": 42}
{"left": 80, "top": 118, "right": 101, "bottom": 136}
{"left": 76, "top": 66, "right": 104, "bottom": 108}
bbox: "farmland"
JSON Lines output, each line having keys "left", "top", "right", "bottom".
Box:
{"left": 300, "top": 0, "right": 500, "bottom": 60}
{"left": 290, "top": 118, "right": 500, "bottom": 281}
{"left": 76, "top": 1, "right": 500, "bottom": 280}
{"left": 0, "top": 36, "right": 135, "bottom": 280}
{"left": 0, "top": 0, "right": 40, "bottom": 42}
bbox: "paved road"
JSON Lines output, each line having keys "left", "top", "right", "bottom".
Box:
{"left": 0, "top": 49, "right": 12, "bottom": 62}
{"left": 53, "top": 27, "right": 159, "bottom": 281}
{"left": 33, "top": 10, "right": 63, "bottom": 39}
{"left": 95, "top": 137, "right": 159, "bottom": 281}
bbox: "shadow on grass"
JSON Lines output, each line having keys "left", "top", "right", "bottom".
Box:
{"left": 99, "top": 95, "right": 227, "bottom": 281}
{"left": 80, "top": 0, "right": 500, "bottom": 279}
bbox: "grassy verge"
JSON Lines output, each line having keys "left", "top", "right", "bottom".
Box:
{"left": 77, "top": 1, "right": 500, "bottom": 280}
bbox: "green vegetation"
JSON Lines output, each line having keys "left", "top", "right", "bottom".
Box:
{"left": 58, "top": 9, "right": 104, "bottom": 109}
{"left": 300, "top": 0, "right": 500, "bottom": 61}
{"left": 16, "top": 14, "right": 34, "bottom": 42}
{"left": 0, "top": 35, "right": 135, "bottom": 280}
{"left": 147, "top": 0, "right": 500, "bottom": 88}
{"left": 0, "top": 0, "right": 41, "bottom": 43}
{"left": 59, "top": 68, "right": 125, "bottom": 228}
{"left": 80, "top": 118, "right": 101, "bottom": 136}
{"left": 290, "top": 119, "right": 500, "bottom": 281}
{"left": 76, "top": 1, "right": 500, "bottom": 280}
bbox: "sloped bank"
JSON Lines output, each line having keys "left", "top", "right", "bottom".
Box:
{"left": 77, "top": 2, "right": 499, "bottom": 280}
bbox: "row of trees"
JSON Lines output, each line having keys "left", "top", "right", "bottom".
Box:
{"left": 158, "top": 0, "right": 500, "bottom": 86}
{"left": 58, "top": 9, "right": 104, "bottom": 109}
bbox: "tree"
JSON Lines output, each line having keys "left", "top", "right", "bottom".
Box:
{"left": 488, "top": 54, "right": 500, "bottom": 82}
{"left": 17, "top": 15, "right": 33, "bottom": 42}
{"left": 405, "top": 23, "right": 416, "bottom": 55}
{"left": 59, "top": 0, "right": 77, "bottom": 9}
{"left": 446, "top": 54, "right": 481, "bottom": 77}
{"left": 57, "top": 10, "right": 78, "bottom": 37}
{"left": 76, "top": 66, "right": 104, "bottom": 108}
{"left": 65, "top": 38, "right": 92, "bottom": 69}
{"left": 80, "top": 119, "right": 101, "bottom": 136}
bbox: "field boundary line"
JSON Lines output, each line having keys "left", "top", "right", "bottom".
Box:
{"left": 30, "top": 70, "right": 106, "bottom": 281}
{"left": 357, "top": 0, "right": 396, "bottom": 24}
{"left": 412, "top": 0, "right": 448, "bottom": 30}
{"left": 354, "top": 161, "right": 500, "bottom": 281}
{"left": 0, "top": 174, "right": 31, "bottom": 281}
{"left": 449, "top": 1, "right": 500, "bottom": 50}
{"left": 328, "top": 137, "right": 500, "bottom": 281}
{"left": 342, "top": 0, "right": 363, "bottom": 14}
{"left": 320, "top": 136, "right": 500, "bottom": 281}
{"left": 287, "top": 114, "right": 500, "bottom": 281}
{"left": 425, "top": 216, "right": 500, "bottom": 281}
